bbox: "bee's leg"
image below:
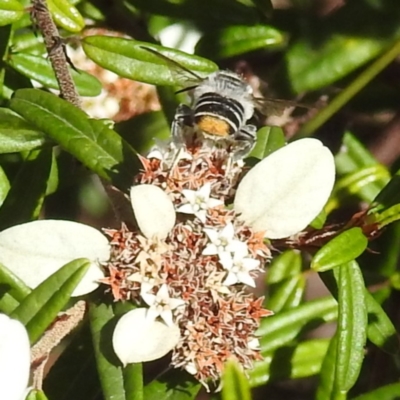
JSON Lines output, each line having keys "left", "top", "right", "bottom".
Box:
{"left": 171, "top": 104, "right": 194, "bottom": 146}
{"left": 232, "top": 124, "right": 257, "bottom": 161}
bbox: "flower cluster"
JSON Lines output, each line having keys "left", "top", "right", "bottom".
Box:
{"left": 100, "top": 134, "right": 335, "bottom": 387}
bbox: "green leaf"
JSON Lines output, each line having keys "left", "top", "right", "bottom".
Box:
{"left": 82, "top": 36, "right": 218, "bottom": 86}
{"left": 333, "top": 261, "right": 367, "bottom": 393}
{"left": 328, "top": 164, "right": 390, "bottom": 211}
{"left": 353, "top": 383, "right": 400, "bottom": 399}
{"left": 316, "top": 335, "right": 341, "bottom": 400}
{"left": 89, "top": 301, "right": 126, "bottom": 400}
{"left": 0, "top": 0, "right": 24, "bottom": 26}
{"left": 222, "top": 360, "right": 251, "bottom": 400}
{"left": 248, "top": 126, "right": 286, "bottom": 161}
{"left": 0, "top": 262, "right": 31, "bottom": 301}
{"left": 311, "top": 228, "right": 368, "bottom": 272}
{"left": 257, "top": 296, "right": 338, "bottom": 355}
{"left": 26, "top": 390, "right": 49, "bottom": 400}
{"left": 335, "top": 132, "right": 380, "bottom": 174}
{"left": 365, "top": 290, "right": 399, "bottom": 354}
{"left": 287, "top": 32, "right": 392, "bottom": 93}
{"left": 196, "top": 24, "right": 286, "bottom": 59}
{"left": 7, "top": 53, "right": 102, "bottom": 96}
{"left": 0, "top": 108, "right": 48, "bottom": 153}
{"left": 373, "top": 204, "right": 400, "bottom": 228}
{"left": 11, "top": 258, "right": 91, "bottom": 344}
{"left": 267, "top": 274, "right": 305, "bottom": 312}
{"left": 249, "top": 339, "right": 329, "bottom": 387}
{"left": 47, "top": 0, "right": 85, "bottom": 33}
{"left": 267, "top": 249, "right": 302, "bottom": 284}
{"left": 373, "top": 170, "right": 400, "bottom": 213}
{"left": 0, "top": 148, "right": 52, "bottom": 230}
{"left": 0, "top": 165, "right": 10, "bottom": 206}
{"left": 10, "top": 89, "right": 139, "bottom": 191}
{"left": 0, "top": 262, "right": 31, "bottom": 313}
{"left": 143, "top": 369, "right": 201, "bottom": 400}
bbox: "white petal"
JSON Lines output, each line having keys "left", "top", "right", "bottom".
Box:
{"left": 182, "top": 189, "right": 197, "bottom": 203}
{"left": 207, "top": 198, "right": 223, "bottom": 208}
{"left": 0, "top": 220, "right": 110, "bottom": 296}
{"left": 203, "top": 228, "right": 218, "bottom": 243}
{"left": 113, "top": 308, "right": 180, "bottom": 364}
{"left": 0, "top": 314, "right": 30, "bottom": 400}
{"left": 198, "top": 183, "right": 211, "bottom": 198}
{"left": 234, "top": 138, "right": 335, "bottom": 239}
{"left": 237, "top": 272, "right": 256, "bottom": 287}
{"left": 195, "top": 210, "right": 207, "bottom": 223}
{"left": 202, "top": 244, "right": 218, "bottom": 256}
{"left": 130, "top": 185, "right": 176, "bottom": 240}
{"left": 219, "top": 252, "right": 233, "bottom": 270}
{"left": 221, "top": 223, "right": 235, "bottom": 239}
{"left": 176, "top": 203, "right": 195, "bottom": 215}
{"left": 184, "top": 361, "right": 198, "bottom": 375}
{"left": 223, "top": 272, "right": 239, "bottom": 286}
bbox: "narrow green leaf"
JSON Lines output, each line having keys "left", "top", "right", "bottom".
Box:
{"left": 328, "top": 164, "right": 390, "bottom": 211}
{"left": 267, "top": 250, "right": 302, "bottom": 284}
{"left": 0, "top": 108, "right": 48, "bottom": 153}
{"left": 316, "top": 335, "right": 342, "bottom": 400}
{"left": 10, "top": 89, "right": 139, "bottom": 191}
{"left": 258, "top": 296, "right": 337, "bottom": 355}
{"left": 26, "top": 389, "right": 49, "bottom": 400}
{"left": 124, "top": 363, "right": 143, "bottom": 400}
{"left": 196, "top": 24, "right": 286, "bottom": 59}
{"left": 267, "top": 274, "right": 305, "bottom": 312}
{"left": 7, "top": 53, "right": 102, "bottom": 96}
{"left": 0, "top": 148, "right": 52, "bottom": 230}
{"left": 82, "top": 36, "right": 218, "bottom": 86}
{"left": 333, "top": 261, "right": 367, "bottom": 392}
{"left": 0, "top": 262, "right": 31, "bottom": 302}
{"left": 311, "top": 228, "right": 368, "bottom": 272}
{"left": 143, "top": 369, "right": 201, "bottom": 400}
{"left": 11, "top": 258, "right": 91, "bottom": 344}
{"left": 373, "top": 170, "right": 400, "bottom": 212}
{"left": 222, "top": 360, "right": 251, "bottom": 400}
{"left": 365, "top": 290, "right": 399, "bottom": 354}
{"left": 353, "top": 383, "right": 400, "bottom": 399}
{"left": 0, "top": 165, "right": 10, "bottom": 206}
{"left": 287, "top": 31, "right": 392, "bottom": 93}
{"left": 89, "top": 301, "right": 126, "bottom": 400}
{"left": 249, "top": 339, "right": 329, "bottom": 387}
{"left": 0, "top": 0, "right": 24, "bottom": 26}
{"left": 248, "top": 126, "right": 285, "bottom": 161}
{"left": 374, "top": 204, "right": 400, "bottom": 227}
{"left": 47, "top": 0, "right": 85, "bottom": 33}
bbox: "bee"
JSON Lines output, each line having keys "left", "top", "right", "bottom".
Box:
{"left": 141, "top": 46, "right": 302, "bottom": 160}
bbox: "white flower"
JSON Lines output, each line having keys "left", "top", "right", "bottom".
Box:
{"left": 113, "top": 308, "right": 181, "bottom": 365}
{"left": 0, "top": 220, "right": 110, "bottom": 296}
{"left": 130, "top": 184, "right": 176, "bottom": 240}
{"left": 177, "top": 183, "right": 223, "bottom": 223}
{"left": 202, "top": 223, "right": 245, "bottom": 257}
{"left": 219, "top": 246, "right": 260, "bottom": 287}
{"left": 0, "top": 314, "right": 30, "bottom": 400}
{"left": 141, "top": 284, "right": 185, "bottom": 327}
{"left": 234, "top": 138, "right": 336, "bottom": 239}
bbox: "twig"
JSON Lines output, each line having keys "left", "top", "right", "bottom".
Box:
{"left": 31, "top": 0, "right": 80, "bottom": 107}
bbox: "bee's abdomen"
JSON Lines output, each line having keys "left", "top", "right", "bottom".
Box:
{"left": 194, "top": 93, "right": 245, "bottom": 137}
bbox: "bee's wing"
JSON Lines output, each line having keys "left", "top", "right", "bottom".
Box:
{"left": 253, "top": 96, "right": 311, "bottom": 117}
{"left": 139, "top": 46, "right": 203, "bottom": 91}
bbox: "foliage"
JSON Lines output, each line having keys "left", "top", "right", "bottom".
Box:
{"left": 1, "top": 0, "right": 400, "bottom": 399}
